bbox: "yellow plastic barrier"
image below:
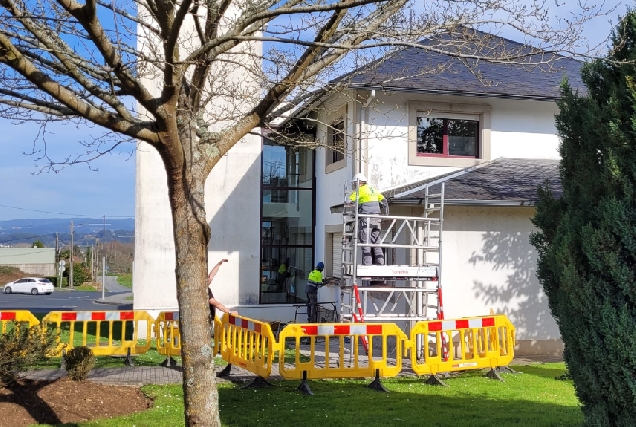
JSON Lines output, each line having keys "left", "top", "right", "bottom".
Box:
{"left": 218, "top": 314, "right": 279, "bottom": 378}
{"left": 0, "top": 310, "right": 40, "bottom": 333}
{"left": 154, "top": 311, "right": 182, "bottom": 359}
{"left": 42, "top": 310, "right": 154, "bottom": 362}
{"left": 410, "top": 315, "right": 515, "bottom": 376}
{"left": 213, "top": 316, "right": 222, "bottom": 357}
{"left": 278, "top": 322, "right": 409, "bottom": 380}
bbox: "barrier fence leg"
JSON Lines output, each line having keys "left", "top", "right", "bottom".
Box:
{"left": 367, "top": 369, "right": 388, "bottom": 392}
{"left": 297, "top": 371, "right": 313, "bottom": 396}
{"left": 161, "top": 356, "right": 178, "bottom": 367}
{"left": 425, "top": 373, "right": 449, "bottom": 387}
{"left": 486, "top": 366, "right": 519, "bottom": 381}
{"left": 217, "top": 363, "right": 232, "bottom": 378}
{"left": 242, "top": 376, "right": 274, "bottom": 389}
{"left": 124, "top": 348, "right": 134, "bottom": 367}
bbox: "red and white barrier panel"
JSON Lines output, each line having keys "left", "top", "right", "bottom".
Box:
{"left": 301, "top": 324, "right": 383, "bottom": 335}
{"left": 227, "top": 315, "right": 262, "bottom": 333}
{"left": 60, "top": 311, "right": 135, "bottom": 321}
{"left": 428, "top": 317, "right": 495, "bottom": 332}
{"left": 164, "top": 312, "right": 180, "bottom": 321}
{"left": 0, "top": 312, "right": 17, "bottom": 321}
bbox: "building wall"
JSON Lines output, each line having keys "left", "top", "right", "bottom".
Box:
{"left": 0, "top": 248, "right": 56, "bottom": 277}
{"left": 359, "top": 91, "right": 560, "bottom": 190}
{"left": 9, "top": 264, "right": 56, "bottom": 276}
{"left": 440, "top": 205, "right": 562, "bottom": 355}
{"left": 309, "top": 91, "right": 564, "bottom": 354}
{"left": 134, "top": 4, "right": 266, "bottom": 312}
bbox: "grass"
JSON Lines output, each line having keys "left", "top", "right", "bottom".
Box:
{"left": 116, "top": 273, "right": 132, "bottom": 288}
{"left": 25, "top": 314, "right": 203, "bottom": 370}
{"left": 33, "top": 362, "right": 582, "bottom": 427}
{"left": 71, "top": 285, "right": 99, "bottom": 292}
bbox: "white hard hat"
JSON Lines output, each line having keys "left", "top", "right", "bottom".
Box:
{"left": 352, "top": 173, "right": 367, "bottom": 183}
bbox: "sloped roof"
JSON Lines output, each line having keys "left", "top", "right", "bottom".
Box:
{"left": 385, "top": 158, "right": 561, "bottom": 206}
{"left": 346, "top": 30, "right": 585, "bottom": 100}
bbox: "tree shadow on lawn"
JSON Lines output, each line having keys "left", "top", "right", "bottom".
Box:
{"left": 218, "top": 380, "right": 583, "bottom": 427}
{"left": 514, "top": 364, "right": 570, "bottom": 380}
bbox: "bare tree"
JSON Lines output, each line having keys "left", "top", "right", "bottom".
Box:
{"left": 0, "top": 0, "right": 613, "bottom": 425}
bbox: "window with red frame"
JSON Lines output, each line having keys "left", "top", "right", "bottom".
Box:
{"left": 416, "top": 114, "right": 480, "bottom": 157}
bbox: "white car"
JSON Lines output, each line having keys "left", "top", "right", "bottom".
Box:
{"left": 4, "top": 277, "right": 55, "bottom": 295}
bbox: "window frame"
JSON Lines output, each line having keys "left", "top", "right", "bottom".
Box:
{"left": 260, "top": 138, "right": 316, "bottom": 305}
{"left": 325, "top": 106, "right": 347, "bottom": 173}
{"left": 408, "top": 101, "right": 491, "bottom": 167}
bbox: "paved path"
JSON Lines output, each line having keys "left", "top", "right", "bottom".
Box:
{"left": 98, "top": 276, "right": 131, "bottom": 293}
{"left": 21, "top": 364, "right": 264, "bottom": 386}
{"left": 20, "top": 352, "right": 563, "bottom": 386}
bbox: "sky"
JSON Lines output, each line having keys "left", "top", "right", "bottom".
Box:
{"left": 0, "top": 0, "right": 630, "bottom": 221}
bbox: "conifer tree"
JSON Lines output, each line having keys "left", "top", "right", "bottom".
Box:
{"left": 532, "top": 10, "right": 636, "bottom": 426}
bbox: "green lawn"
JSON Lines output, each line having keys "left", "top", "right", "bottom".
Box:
{"left": 33, "top": 363, "right": 582, "bottom": 427}
{"left": 116, "top": 273, "right": 132, "bottom": 288}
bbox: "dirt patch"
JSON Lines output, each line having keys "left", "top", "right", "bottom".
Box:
{"left": 0, "top": 266, "right": 25, "bottom": 286}
{"left": 0, "top": 378, "right": 152, "bottom": 427}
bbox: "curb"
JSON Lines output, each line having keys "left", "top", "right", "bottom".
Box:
{"left": 93, "top": 298, "right": 133, "bottom": 308}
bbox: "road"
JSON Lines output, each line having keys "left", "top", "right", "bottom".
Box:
{"left": 0, "top": 276, "right": 132, "bottom": 313}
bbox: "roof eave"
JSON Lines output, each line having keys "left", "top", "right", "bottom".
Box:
{"left": 347, "top": 84, "right": 562, "bottom": 102}
{"left": 330, "top": 198, "right": 538, "bottom": 214}
{"left": 390, "top": 199, "right": 538, "bottom": 207}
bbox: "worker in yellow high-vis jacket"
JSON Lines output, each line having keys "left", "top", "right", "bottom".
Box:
{"left": 348, "top": 173, "right": 389, "bottom": 267}
{"left": 306, "top": 262, "right": 333, "bottom": 322}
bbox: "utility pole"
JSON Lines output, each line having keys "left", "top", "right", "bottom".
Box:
{"left": 103, "top": 215, "right": 107, "bottom": 276}
{"left": 70, "top": 221, "right": 74, "bottom": 289}
{"left": 90, "top": 244, "right": 94, "bottom": 282}
{"left": 55, "top": 232, "right": 59, "bottom": 279}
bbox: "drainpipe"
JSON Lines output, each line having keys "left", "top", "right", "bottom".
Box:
{"left": 358, "top": 89, "right": 376, "bottom": 177}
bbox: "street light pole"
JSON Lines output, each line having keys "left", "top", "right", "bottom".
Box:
{"left": 101, "top": 256, "right": 106, "bottom": 300}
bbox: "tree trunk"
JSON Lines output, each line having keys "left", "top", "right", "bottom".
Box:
{"left": 168, "top": 165, "right": 220, "bottom": 427}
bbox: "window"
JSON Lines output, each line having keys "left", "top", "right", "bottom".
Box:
{"left": 261, "top": 139, "right": 315, "bottom": 304}
{"left": 417, "top": 114, "right": 480, "bottom": 157}
{"left": 327, "top": 119, "right": 345, "bottom": 165}
{"left": 408, "top": 101, "right": 491, "bottom": 167}
{"left": 325, "top": 107, "right": 347, "bottom": 173}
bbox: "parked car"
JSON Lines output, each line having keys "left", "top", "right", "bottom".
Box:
{"left": 3, "top": 277, "right": 54, "bottom": 295}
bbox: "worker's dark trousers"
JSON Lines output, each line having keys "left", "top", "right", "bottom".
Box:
{"left": 306, "top": 286, "right": 318, "bottom": 322}
{"left": 359, "top": 217, "right": 384, "bottom": 266}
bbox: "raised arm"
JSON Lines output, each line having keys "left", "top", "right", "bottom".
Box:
{"left": 207, "top": 259, "right": 228, "bottom": 286}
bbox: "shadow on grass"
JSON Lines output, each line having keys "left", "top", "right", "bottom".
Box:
{"left": 218, "top": 381, "right": 583, "bottom": 427}
{"left": 513, "top": 364, "right": 569, "bottom": 380}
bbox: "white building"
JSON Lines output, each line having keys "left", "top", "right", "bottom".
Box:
{"left": 134, "top": 31, "right": 583, "bottom": 355}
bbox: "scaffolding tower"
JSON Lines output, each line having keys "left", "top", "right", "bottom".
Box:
{"left": 339, "top": 182, "right": 445, "bottom": 338}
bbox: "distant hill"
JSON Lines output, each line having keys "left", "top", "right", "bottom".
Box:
{"left": 0, "top": 218, "right": 134, "bottom": 247}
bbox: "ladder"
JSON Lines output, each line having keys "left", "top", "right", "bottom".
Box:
{"left": 338, "top": 181, "right": 446, "bottom": 357}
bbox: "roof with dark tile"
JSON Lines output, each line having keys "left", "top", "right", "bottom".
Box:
{"left": 346, "top": 30, "right": 586, "bottom": 100}
{"left": 384, "top": 158, "right": 562, "bottom": 205}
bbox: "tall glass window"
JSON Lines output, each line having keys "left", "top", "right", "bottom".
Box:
{"left": 260, "top": 139, "right": 315, "bottom": 304}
